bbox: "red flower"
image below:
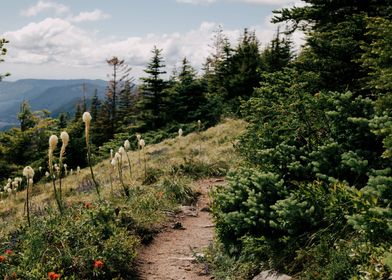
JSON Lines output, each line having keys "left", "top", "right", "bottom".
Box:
{"left": 0, "top": 255, "right": 5, "bottom": 262}
{"left": 48, "top": 272, "right": 61, "bottom": 279}
{"left": 84, "top": 202, "right": 92, "bottom": 209}
{"left": 94, "top": 260, "right": 104, "bottom": 269}
{"left": 4, "top": 249, "right": 13, "bottom": 255}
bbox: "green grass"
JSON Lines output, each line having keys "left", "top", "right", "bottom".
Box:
{"left": 0, "top": 118, "right": 246, "bottom": 279}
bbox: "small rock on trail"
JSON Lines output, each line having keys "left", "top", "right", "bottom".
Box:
{"left": 137, "top": 178, "right": 225, "bottom": 280}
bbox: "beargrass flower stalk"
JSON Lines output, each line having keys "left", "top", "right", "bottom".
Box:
{"left": 23, "top": 166, "right": 34, "bottom": 227}
{"left": 83, "top": 112, "right": 100, "bottom": 198}
{"left": 48, "top": 135, "right": 62, "bottom": 213}
{"left": 136, "top": 133, "right": 142, "bottom": 165}
{"left": 124, "top": 140, "right": 132, "bottom": 178}
{"left": 197, "top": 120, "right": 202, "bottom": 152}
{"left": 115, "top": 151, "right": 128, "bottom": 196}
{"left": 58, "top": 131, "right": 69, "bottom": 204}
{"left": 178, "top": 128, "right": 183, "bottom": 149}
{"left": 139, "top": 139, "right": 147, "bottom": 179}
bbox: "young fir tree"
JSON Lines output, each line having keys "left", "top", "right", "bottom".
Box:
{"left": 261, "top": 28, "right": 293, "bottom": 72}
{"left": 18, "top": 100, "right": 36, "bottom": 132}
{"left": 166, "top": 58, "right": 208, "bottom": 123}
{"left": 137, "top": 46, "right": 167, "bottom": 130}
{"left": 117, "top": 80, "right": 135, "bottom": 129}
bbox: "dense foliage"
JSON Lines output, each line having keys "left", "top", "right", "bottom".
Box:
{"left": 210, "top": 1, "right": 392, "bottom": 279}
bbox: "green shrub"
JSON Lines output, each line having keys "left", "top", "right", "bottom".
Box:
{"left": 159, "top": 176, "right": 197, "bottom": 205}
{"left": 0, "top": 202, "right": 139, "bottom": 279}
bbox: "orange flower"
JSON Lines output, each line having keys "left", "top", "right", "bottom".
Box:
{"left": 94, "top": 260, "right": 104, "bottom": 269}
{"left": 48, "top": 272, "right": 61, "bottom": 279}
{"left": 84, "top": 202, "right": 92, "bottom": 209}
{"left": 0, "top": 255, "right": 5, "bottom": 262}
{"left": 4, "top": 249, "right": 13, "bottom": 255}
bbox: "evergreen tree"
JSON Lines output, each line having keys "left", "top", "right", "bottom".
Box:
{"left": 74, "top": 101, "right": 82, "bottom": 122}
{"left": 0, "top": 38, "right": 10, "bottom": 81}
{"left": 273, "top": 0, "right": 392, "bottom": 94}
{"left": 261, "top": 28, "right": 293, "bottom": 72}
{"left": 58, "top": 113, "right": 69, "bottom": 129}
{"left": 117, "top": 80, "right": 135, "bottom": 129}
{"left": 137, "top": 46, "right": 167, "bottom": 130}
{"left": 106, "top": 56, "right": 132, "bottom": 136}
{"left": 18, "top": 100, "right": 36, "bottom": 132}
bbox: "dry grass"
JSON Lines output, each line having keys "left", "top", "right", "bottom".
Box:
{"left": 0, "top": 118, "right": 246, "bottom": 236}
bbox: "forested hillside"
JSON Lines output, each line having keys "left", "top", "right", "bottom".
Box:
{"left": 0, "top": 0, "right": 391, "bottom": 279}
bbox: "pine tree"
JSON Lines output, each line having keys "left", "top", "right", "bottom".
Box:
{"left": 272, "top": 0, "right": 392, "bottom": 94}
{"left": 137, "top": 46, "right": 167, "bottom": 130}
{"left": 0, "top": 38, "right": 10, "bottom": 81}
{"left": 261, "top": 28, "right": 293, "bottom": 72}
{"left": 106, "top": 56, "right": 132, "bottom": 136}
{"left": 117, "top": 80, "right": 135, "bottom": 129}
{"left": 18, "top": 100, "right": 36, "bottom": 132}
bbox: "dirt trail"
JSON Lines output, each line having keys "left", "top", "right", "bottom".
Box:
{"left": 137, "top": 178, "right": 224, "bottom": 280}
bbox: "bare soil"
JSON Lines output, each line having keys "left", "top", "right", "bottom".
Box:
{"left": 137, "top": 178, "right": 225, "bottom": 280}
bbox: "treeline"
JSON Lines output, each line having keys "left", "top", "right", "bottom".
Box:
{"left": 211, "top": 1, "right": 392, "bottom": 279}
{"left": 0, "top": 27, "right": 292, "bottom": 182}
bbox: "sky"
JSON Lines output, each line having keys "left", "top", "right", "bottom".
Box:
{"left": 0, "top": 0, "right": 304, "bottom": 82}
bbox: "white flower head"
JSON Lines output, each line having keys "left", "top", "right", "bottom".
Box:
{"left": 110, "top": 149, "right": 114, "bottom": 160}
{"left": 136, "top": 133, "right": 141, "bottom": 141}
{"left": 28, "top": 178, "right": 33, "bottom": 185}
{"left": 119, "top": 146, "right": 126, "bottom": 155}
{"left": 139, "top": 139, "right": 145, "bottom": 149}
{"left": 124, "top": 140, "right": 130, "bottom": 150}
{"left": 111, "top": 158, "right": 118, "bottom": 166}
{"left": 77, "top": 166, "right": 81, "bottom": 173}
{"left": 45, "top": 171, "right": 50, "bottom": 178}
{"left": 49, "top": 135, "right": 58, "bottom": 151}
{"left": 114, "top": 152, "right": 121, "bottom": 161}
{"left": 82, "top": 112, "right": 92, "bottom": 124}
{"left": 60, "top": 131, "right": 70, "bottom": 147}
{"left": 178, "top": 128, "right": 183, "bottom": 137}
{"left": 23, "top": 166, "right": 35, "bottom": 179}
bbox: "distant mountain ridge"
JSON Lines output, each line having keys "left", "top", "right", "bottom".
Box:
{"left": 0, "top": 79, "right": 107, "bottom": 130}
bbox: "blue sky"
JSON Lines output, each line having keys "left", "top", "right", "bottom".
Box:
{"left": 0, "top": 0, "right": 303, "bottom": 81}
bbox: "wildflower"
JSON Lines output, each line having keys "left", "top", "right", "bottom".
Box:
{"left": 48, "top": 272, "right": 61, "bottom": 279}
{"left": 119, "top": 146, "right": 126, "bottom": 155}
{"left": 83, "top": 112, "right": 99, "bottom": 196}
{"left": 94, "top": 260, "right": 104, "bottom": 269}
{"left": 39, "top": 166, "right": 42, "bottom": 172}
{"left": 49, "top": 135, "right": 58, "bottom": 152}
{"left": 60, "top": 131, "right": 69, "bottom": 147}
{"left": 77, "top": 166, "right": 81, "bottom": 173}
{"left": 110, "top": 149, "right": 114, "bottom": 160}
{"left": 111, "top": 158, "right": 117, "bottom": 166}
{"left": 136, "top": 133, "right": 141, "bottom": 141}
{"left": 84, "top": 202, "right": 92, "bottom": 209}
{"left": 178, "top": 128, "right": 183, "bottom": 137}
{"left": 0, "top": 255, "right": 5, "bottom": 262}
{"left": 23, "top": 166, "right": 35, "bottom": 179}
{"left": 139, "top": 139, "right": 145, "bottom": 149}
{"left": 4, "top": 249, "right": 12, "bottom": 255}
{"left": 45, "top": 171, "right": 50, "bottom": 178}
{"left": 124, "top": 140, "right": 130, "bottom": 150}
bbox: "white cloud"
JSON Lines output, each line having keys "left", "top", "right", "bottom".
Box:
{"left": 69, "top": 9, "right": 111, "bottom": 23}
{"left": 176, "top": 0, "right": 217, "bottom": 4}
{"left": 21, "top": 0, "right": 69, "bottom": 17}
{"left": 3, "top": 15, "right": 304, "bottom": 80}
{"left": 238, "top": 0, "right": 297, "bottom": 5}
{"left": 177, "top": 0, "right": 298, "bottom": 5}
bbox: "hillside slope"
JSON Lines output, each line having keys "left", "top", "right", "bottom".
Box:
{"left": 0, "top": 118, "right": 246, "bottom": 279}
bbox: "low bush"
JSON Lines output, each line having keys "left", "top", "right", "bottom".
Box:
{"left": 0, "top": 202, "right": 139, "bottom": 279}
